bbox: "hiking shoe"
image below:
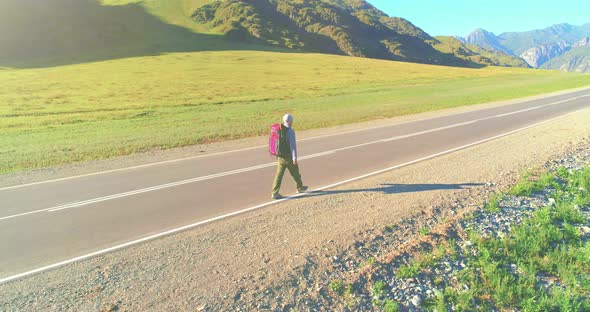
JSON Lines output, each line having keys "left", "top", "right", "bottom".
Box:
{"left": 297, "top": 186, "right": 309, "bottom": 193}
{"left": 272, "top": 193, "right": 284, "bottom": 200}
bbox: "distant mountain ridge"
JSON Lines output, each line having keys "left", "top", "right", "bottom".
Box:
{"left": 521, "top": 41, "right": 570, "bottom": 68}
{"left": 461, "top": 28, "right": 513, "bottom": 55}
{"left": 0, "top": 0, "right": 554, "bottom": 69}
{"left": 435, "top": 36, "right": 529, "bottom": 68}
{"left": 462, "top": 23, "right": 590, "bottom": 72}
{"left": 500, "top": 23, "right": 590, "bottom": 55}
{"left": 188, "top": 0, "right": 530, "bottom": 68}
{"left": 542, "top": 36, "right": 590, "bottom": 73}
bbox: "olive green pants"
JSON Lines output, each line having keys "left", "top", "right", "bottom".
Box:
{"left": 271, "top": 157, "right": 304, "bottom": 195}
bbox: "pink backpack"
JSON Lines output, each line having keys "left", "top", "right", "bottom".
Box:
{"left": 269, "top": 124, "right": 281, "bottom": 156}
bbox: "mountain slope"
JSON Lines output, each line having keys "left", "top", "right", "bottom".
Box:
{"left": 499, "top": 23, "right": 590, "bottom": 56}
{"left": 520, "top": 41, "right": 571, "bottom": 68}
{"left": 189, "top": 0, "right": 480, "bottom": 66}
{"left": 433, "top": 36, "right": 529, "bottom": 68}
{"left": 0, "top": 0, "right": 279, "bottom": 67}
{"left": 542, "top": 42, "right": 590, "bottom": 73}
{"left": 463, "top": 28, "right": 514, "bottom": 55}
{"left": 0, "top": 0, "right": 535, "bottom": 69}
{"left": 464, "top": 23, "right": 590, "bottom": 72}
{"left": 504, "top": 24, "right": 590, "bottom": 71}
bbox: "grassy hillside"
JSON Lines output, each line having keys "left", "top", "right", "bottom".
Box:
{"left": 0, "top": 0, "right": 277, "bottom": 68}
{"left": 101, "top": 0, "right": 219, "bottom": 34}
{"left": 187, "top": 0, "right": 479, "bottom": 66}
{"left": 432, "top": 36, "right": 530, "bottom": 68}
{"left": 2, "top": 0, "right": 590, "bottom": 174}
{"left": 0, "top": 0, "right": 487, "bottom": 68}
{"left": 2, "top": 50, "right": 590, "bottom": 174}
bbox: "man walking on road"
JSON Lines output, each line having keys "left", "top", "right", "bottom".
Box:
{"left": 271, "top": 114, "right": 308, "bottom": 199}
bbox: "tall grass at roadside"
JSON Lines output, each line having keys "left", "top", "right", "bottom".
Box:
{"left": 433, "top": 167, "right": 590, "bottom": 311}
{"left": 509, "top": 170, "right": 559, "bottom": 197}
{"left": 397, "top": 243, "right": 449, "bottom": 279}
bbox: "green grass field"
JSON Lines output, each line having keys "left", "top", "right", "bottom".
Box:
{"left": 1, "top": 0, "right": 590, "bottom": 175}
{"left": 2, "top": 52, "right": 590, "bottom": 174}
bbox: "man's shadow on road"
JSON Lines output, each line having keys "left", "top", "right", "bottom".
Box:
{"left": 301, "top": 183, "right": 485, "bottom": 198}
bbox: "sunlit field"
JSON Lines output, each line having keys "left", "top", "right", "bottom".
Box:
{"left": 2, "top": 50, "right": 590, "bottom": 174}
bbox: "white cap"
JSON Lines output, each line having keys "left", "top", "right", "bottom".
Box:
{"left": 283, "top": 114, "right": 293, "bottom": 124}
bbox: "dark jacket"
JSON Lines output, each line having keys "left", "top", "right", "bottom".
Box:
{"left": 278, "top": 124, "right": 297, "bottom": 161}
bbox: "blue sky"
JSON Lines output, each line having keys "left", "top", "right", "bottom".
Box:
{"left": 367, "top": 0, "right": 590, "bottom": 37}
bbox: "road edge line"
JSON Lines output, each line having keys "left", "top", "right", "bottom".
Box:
{"left": 1, "top": 105, "right": 589, "bottom": 285}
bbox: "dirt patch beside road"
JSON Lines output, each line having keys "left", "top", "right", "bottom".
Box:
{"left": 1, "top": 109, "right": 590, "bottom": 311}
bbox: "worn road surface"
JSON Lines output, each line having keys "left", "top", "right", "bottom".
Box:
{"left": 1, "top": 88, "right": 589, "bottom": 282}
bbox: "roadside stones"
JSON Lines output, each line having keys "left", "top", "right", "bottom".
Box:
{"left": 367, "top": 151, "right": 590, "bottom": 312}
{"left": 410, "top": 295, "right": 421, "bottom": 307}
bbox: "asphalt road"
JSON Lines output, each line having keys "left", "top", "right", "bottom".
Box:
{"left": 1, "top": 88, "right": 590, "bottom": 283}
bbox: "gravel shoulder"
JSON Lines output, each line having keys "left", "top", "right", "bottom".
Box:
{"left": 1, "top": 100, "right": 590, "bottom": 311}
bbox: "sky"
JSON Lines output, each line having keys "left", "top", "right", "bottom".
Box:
{"left": 367, "top": 0, "right": 590, "bottom": 37}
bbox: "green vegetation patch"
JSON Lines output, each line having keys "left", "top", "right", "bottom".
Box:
{"left": 2, "top": 50, "right": 590, "bottom": 174}
{"left": 435, "top": 167, "right": 590, "bottom": 311}
{"left": 396, "top": 243, "right": 449, "bottom": 278}
{"left": 509, "top": 171, "right": 558, "bottom": 197}
{"left": 329, "top": 279, "right": 345, "bottom": 295}
{"left": 2, "top": 0, "right": 590, "bottom": 174}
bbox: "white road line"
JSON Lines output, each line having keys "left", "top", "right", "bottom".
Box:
{"left": 0, "top": 120, "right": 467, "bottom": 219}
{"left": 381, "top": 120, "right": 477, "bottom": 142}
{"left": 300, "top": 151, "right": 335, "bottom": 159}
{"left": 2, "top": 94, "right": 589, "bottom": 220}
{"left": 49, "top": 121, "right": 474, "bottom": 211}
{"left": 0, "top": 120, "right": 426, "bottom": 191}
{"left": 2, "top": 92, "right": 589, "bottom": 191}
{"left": 492, "top": 96, "right": 588, "bottom": 118}
{"left": 0, "top": 209, "right": 50, "bottom": 222}
{"left": 1, "top": 105, "right": 588, "bottom": 285}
